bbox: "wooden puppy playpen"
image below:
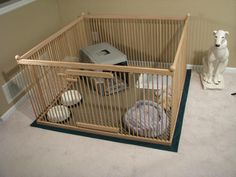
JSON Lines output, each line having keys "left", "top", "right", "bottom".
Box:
{"left": 16, "top": 14, "right": 189, "bottom": 145}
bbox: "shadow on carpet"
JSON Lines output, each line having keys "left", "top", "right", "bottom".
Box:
{"left": 31, "top": 70, "right": 191, "bottom": 152}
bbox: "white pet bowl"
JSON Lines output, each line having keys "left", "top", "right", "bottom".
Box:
{"left": 61, "top": 90, "right": 82, "bottom": 106}
{"left": 47, "top": 105, "right": 70, "bottom": 123}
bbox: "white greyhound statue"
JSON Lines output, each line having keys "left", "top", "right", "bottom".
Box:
{"left": 202, "top": 30, "right": 229, "bottom": 87}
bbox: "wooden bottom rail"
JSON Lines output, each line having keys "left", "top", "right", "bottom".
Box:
{"left": 36, "top": 119, "right": 171, "bottom": 145}
{"left": 76, "top": 122, "right": 119, "bottom": 133}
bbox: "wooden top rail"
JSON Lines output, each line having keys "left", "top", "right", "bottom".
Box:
{"left": 170, "top": 14, "right": 190, "bottom": 72}
{"left": 84, "top": 14, "right": 186, "bottom": 21}
{"left": 17, "top": 59, "right": 173, "bottom": 76}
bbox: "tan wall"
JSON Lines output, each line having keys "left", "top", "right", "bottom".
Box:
{"left": 57, "top": 0, "right": 236, "bottom": 67}
{"left": 0, "top": 0, "right": 61, "bottom": 116}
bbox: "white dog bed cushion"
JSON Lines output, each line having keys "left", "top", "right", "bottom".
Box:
{"left": 47, "top": 105, "right": 70, "bottom": 123}
{"left": 123, "top": 100, "right": 169, "bottom": 137}
{"left": 61, "top": 90, "right": 82, "bottom": 106}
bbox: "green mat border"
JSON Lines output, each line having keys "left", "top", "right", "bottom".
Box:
{"left": 31, "top": 70, "right": 191, "bottom": 152}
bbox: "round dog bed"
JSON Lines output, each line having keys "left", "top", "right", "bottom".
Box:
{"left": 61, "top": 90, "right": 82, "bottom": 107}
{"left": 47, "top": 105, "right": 70, "bottom": 123}
{"left": 123, "top": 100, "right": 169, "bottom": 137}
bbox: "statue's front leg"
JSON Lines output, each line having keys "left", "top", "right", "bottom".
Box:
{"left": 215, "top": 59, "right": 228, "bottom": 83}
{"left": 205, "top": 61, "right": 214, "bottom": 83}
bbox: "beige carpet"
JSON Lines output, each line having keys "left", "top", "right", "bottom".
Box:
{"left": 0, "top": 71, "right": 236, "bottom": 177}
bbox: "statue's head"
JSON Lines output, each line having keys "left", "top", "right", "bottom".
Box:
{"left": 213, "top": 30, "right": 229, "bottom": 48}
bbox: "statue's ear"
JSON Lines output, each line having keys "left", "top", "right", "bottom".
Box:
{"left": 225, "top": 31, "right": 229, "bottom": 36}
{"left": 213, "top": 30, "right": 217, "bottom": 35}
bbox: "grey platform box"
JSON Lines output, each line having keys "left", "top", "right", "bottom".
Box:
{"left": 80, "top": 43, "right": 128, "bottom": 96}
{"left": 80, "top": 42, "right": 127, "bottom": 65}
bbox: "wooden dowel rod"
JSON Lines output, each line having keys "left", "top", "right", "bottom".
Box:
{"left": 66, "top": 78, "right": 77, "bottom": 82}
{"left": 65, "top": 69, "right": 113, "bottom": 79}
{"left": 57, "top": 73, "right": 67, "bottom": 77}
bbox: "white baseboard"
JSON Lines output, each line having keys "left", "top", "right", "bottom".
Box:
{"left": 187, "top": 64, "right": 201, "bottom": 70}
{"left": 187, "top": 64, "right": 236, "bottom": 73}
{"left": 0, "top": 0, "right": 36, "bottom": 15}
{"left": 225, "top": 67, "right": 236, "bottom": 73}
{"left": 0, "top": 93, "right": 29, "bottom": 122}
